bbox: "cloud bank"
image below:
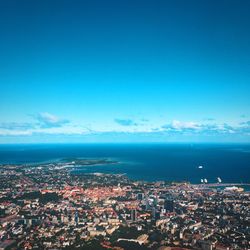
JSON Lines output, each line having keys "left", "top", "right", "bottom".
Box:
{"left": 0, "top": 115, "right": 250, "bottom": 142}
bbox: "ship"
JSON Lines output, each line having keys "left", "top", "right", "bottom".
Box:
{"left": 225, "top": 186, "right": 244, "bottom": 192}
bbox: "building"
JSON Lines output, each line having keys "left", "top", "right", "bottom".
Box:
{"left": 164, "top": 198, "right": 174, "bottom": 213}
{"left": 131, "top": 209, "right": 137, "bottom": 222}
{"left": 0, "top": 240, "right": 16, "bottom": 250}
{"left": 137, "top": 193, "right": 144, "bottom": 200}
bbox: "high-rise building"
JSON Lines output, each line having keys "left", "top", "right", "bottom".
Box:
{"left": 153, "top": 197, "right": 158, "bottom": 206}
{"left": 164, "top": 198, "right": 174, "bottom": 212}
{"left": 145, "top": 198, "right": 150, "bottom": 210}
{"left": 131, "top": 209, "right": 137, "bottom": 222}
{"left": 152, "top": 207, "right": 160, "bottom": 220}
{"left": 75, "top": 211, "right": 79, "bottom": 224}
{"left": 137, "top": 193, "right": 144, "bottom": 200}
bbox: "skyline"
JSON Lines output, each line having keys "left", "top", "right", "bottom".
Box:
{"left": 0, "top": 1, "right": 250, "bottom": 143}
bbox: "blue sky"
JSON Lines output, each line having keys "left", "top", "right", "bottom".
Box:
{"left": 0, "top": 1, "right": 250, "bottom": 143}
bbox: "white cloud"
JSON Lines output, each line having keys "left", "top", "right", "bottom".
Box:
{"left": 0, "top": 130, "right": 33, "bottom": 136}
{"left": 171, "top": 120, "right": 200, "bottom": 130}
{"left": 114, "top": 119, "right": 137, "bottom": 126}
{"left": 35, "top": 112, "right": 70, "bottom": 128}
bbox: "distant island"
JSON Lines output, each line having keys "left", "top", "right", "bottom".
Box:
{"left": 60, "top": 158, "right": 118, "bottom": 166}
{"left": 0, "top": 158, "right": 119, "bottom": 171}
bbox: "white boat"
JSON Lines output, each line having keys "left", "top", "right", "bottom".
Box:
{"left": 217, "top": 177, "right": 222, "bottom": 183}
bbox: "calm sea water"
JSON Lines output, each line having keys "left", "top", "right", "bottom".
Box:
{"left": 0, "top": 143, "right": 250, "bottom": 184}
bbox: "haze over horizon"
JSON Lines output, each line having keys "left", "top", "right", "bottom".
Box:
{"left": 0, "top": 0, "right": 250, "bottom": 143}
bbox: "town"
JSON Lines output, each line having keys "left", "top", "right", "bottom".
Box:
{"left": 0, "top": 161, "right": 249, "bottom": 250}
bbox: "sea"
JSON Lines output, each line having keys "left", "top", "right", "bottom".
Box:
{"left": 0, "top": 143, "right": 250, "bottom": 184}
